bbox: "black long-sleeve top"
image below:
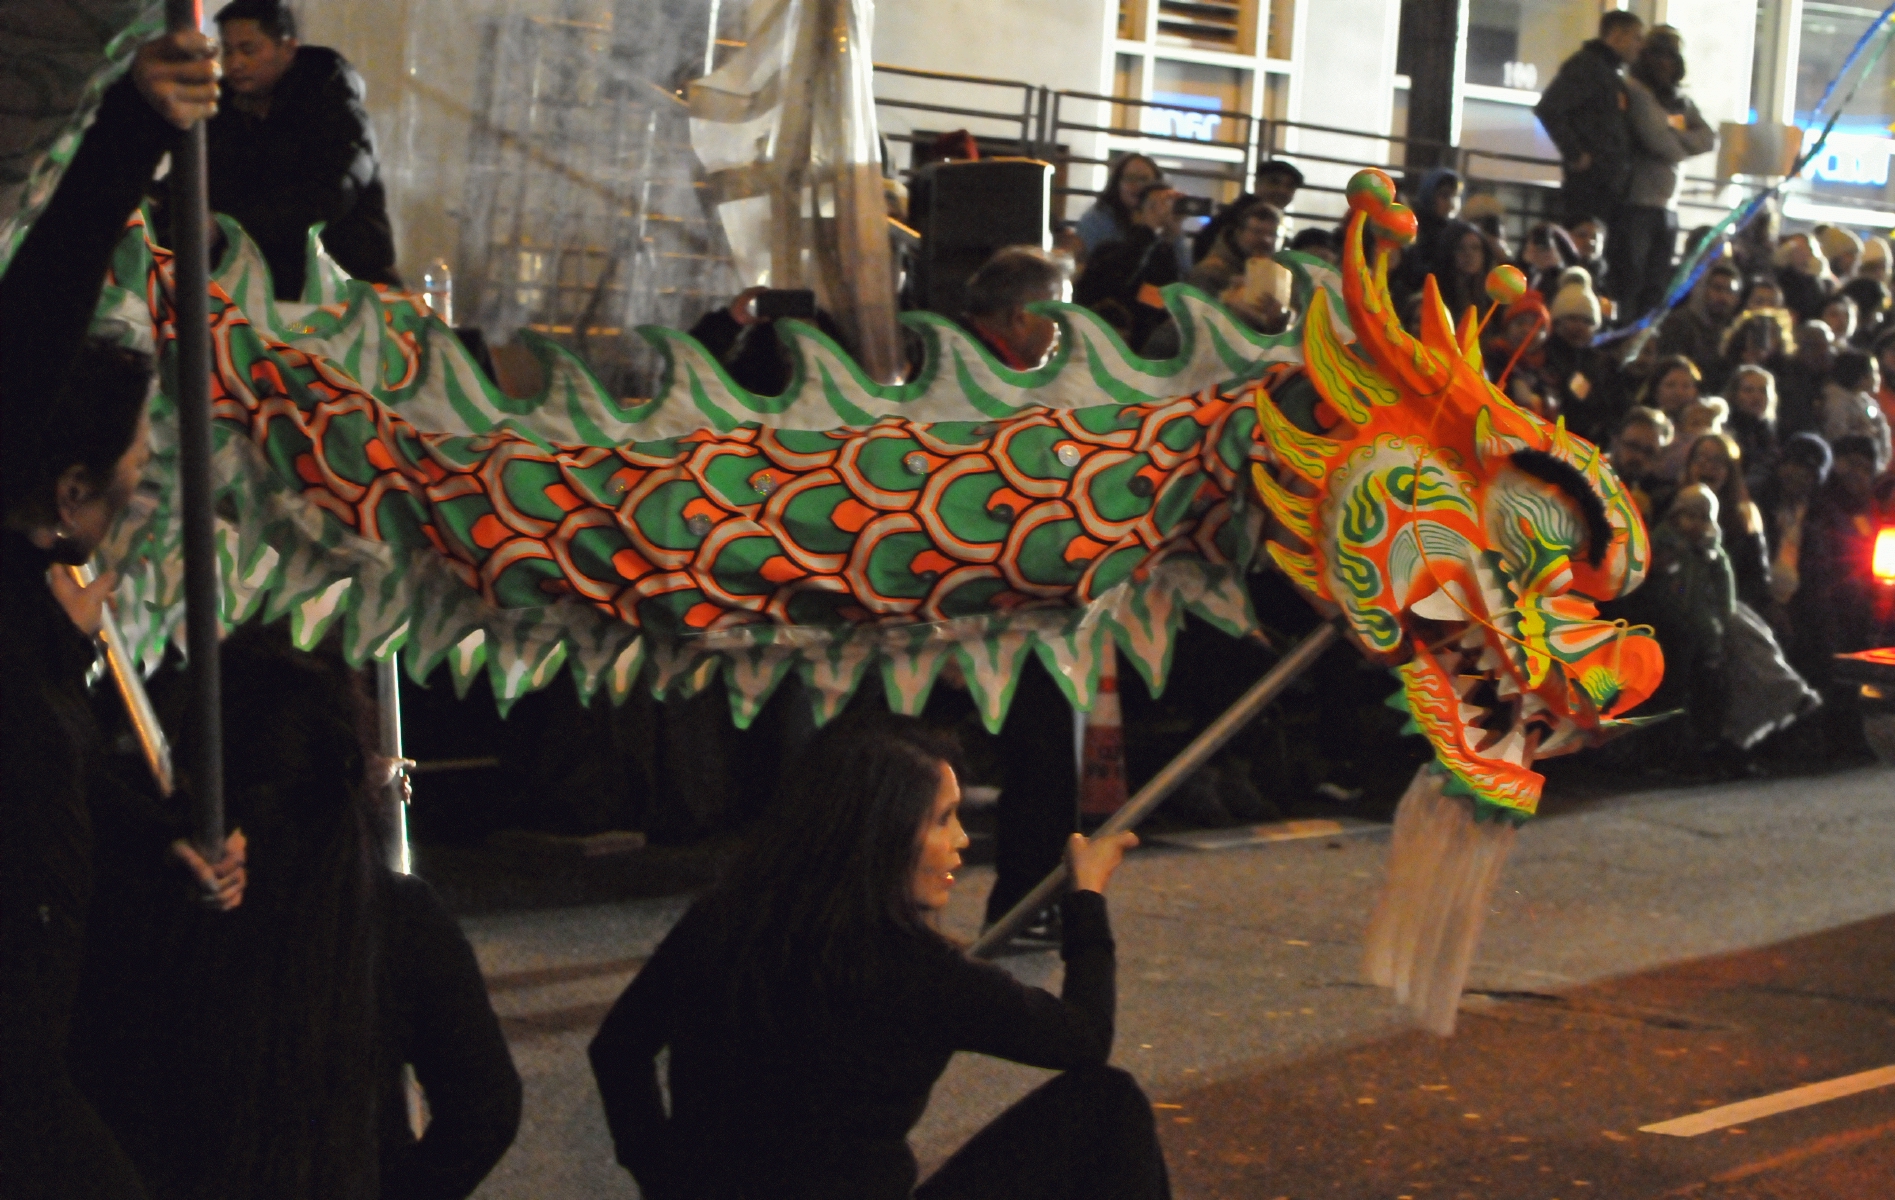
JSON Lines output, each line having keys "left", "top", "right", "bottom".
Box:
{"left": 589, "top": 889, "right": 1117, "bottom": 1200}
{"left": 1, "top": 532, "right": 183, "bottom": 1197}
{"left": 0, "top": 75, "right": 176, "bottom": 496}
{"left": 377, "top": 872, "right": 524, "bottom": 1200}
{"left": 0, "top": 66, "right": 180, "bottom": 1199}
{"left": 1076, "top": 226, "right": 1184, "bottom": 350}
{"left": 205, "top": 45, "right": 396, "bottom": 300}
{"left": 72, "top": 864, "right": 520, "bottom": 1200}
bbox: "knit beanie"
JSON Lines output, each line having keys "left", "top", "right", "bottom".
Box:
{"left": 1814, "top": 223, "right": 1863, "bottom": 265}
{"left": 1549, "top": 266, "right": 1601, "bottom": 324}
{"left": 1505, "top": 288, "right": 1549, "bottom": 326}
{"left": 1780, "top": 431, "right": 1833, "bottom": 483}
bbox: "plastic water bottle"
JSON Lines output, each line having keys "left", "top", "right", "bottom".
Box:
{"left": 421, "top": 258, "right": 454, "bottom": 325}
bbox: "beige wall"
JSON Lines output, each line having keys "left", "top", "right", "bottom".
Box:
{"left": 1652, "top": 0, "right": 1758, "bottom": 129}
{"left": 295, "top": 0, "right": 600, "bottom": 289}
{"left": 872, "top": 0, "right": 1113, "bottom": 91}
{"left": 1284, "top": 0, "right": 1403, "bottom": 219}
{"left": 871, "top": 0, "right": 1116, "bottom": 195}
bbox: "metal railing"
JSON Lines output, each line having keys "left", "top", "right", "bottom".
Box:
{"left": 871, "top": 60, "right": 1895, "bottom": 247}
{"left": 871, "top": 60, "right": 1567, "bottom": 236}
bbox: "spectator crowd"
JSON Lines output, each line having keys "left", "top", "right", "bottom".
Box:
{"left": 1027, "top": 13, "right": 1893, "bottom": 778}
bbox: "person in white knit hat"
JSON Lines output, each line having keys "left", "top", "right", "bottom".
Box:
{"left": 1542, "top": 266, "right": 1623, "bottom": 442}
{"left": 1551, "top": 264, "right": 1603, "bottom": 335}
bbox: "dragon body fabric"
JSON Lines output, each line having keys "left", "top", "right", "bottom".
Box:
{"left": 90, "top": 170, "right": 1659, "bottom": 814}
{"left": 95, "top": 207, "right": 1323, "bottom": 732}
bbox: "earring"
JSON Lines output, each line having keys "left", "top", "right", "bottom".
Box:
{"left": 46, "top": 520, "right": 87, "bottom": 566}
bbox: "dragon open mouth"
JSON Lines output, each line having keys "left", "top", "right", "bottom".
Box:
{"left": 1397, "top": 611, "right": 1590, "bottom": 813}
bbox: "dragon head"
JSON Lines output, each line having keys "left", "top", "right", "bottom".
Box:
{"left": 1251, "top": 170, "right": 1663, "bottom": 819}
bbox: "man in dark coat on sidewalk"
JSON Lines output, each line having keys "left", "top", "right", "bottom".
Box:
{"left": 1534, "top": 11, "right": 1645, "bottom": 228}
{"left": 208, "top": 0, "right": 398, "bottom": 300}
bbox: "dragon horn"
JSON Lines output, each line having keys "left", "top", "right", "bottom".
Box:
{"left": 1413, "top": 273, "right": 1466, "bottom": 392}
{"left": 1340, "top": 203, "right": 1452, "bottom": 397}
{"left": 1454, "top": 304, "right": 1484, "bottom": 374}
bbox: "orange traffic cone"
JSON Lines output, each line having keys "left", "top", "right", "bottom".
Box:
{"left": 1079, "top": 641, "right": 1128, "bottom": 818}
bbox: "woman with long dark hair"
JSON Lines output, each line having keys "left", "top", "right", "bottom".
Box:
{"left": 1074, "top": 153, "right": 1182, "bottom": 259}
{"left": 0, "top": 32, "right": 241, "bottom": 1198}
{"left": 590, "top": 714, "right": 1166, "bottom": 1200}
{"left": 1430, "top": 221, "right": 1501, "bottom": 317}
{"left": 1725, "top": 363, "right": 1782, "bottom": 489}
{"left": 1676, "top": 432, "right": 1770, "bottom": 609}
{"left": 76, "top": 628, "right": 522, "bottom": 1200}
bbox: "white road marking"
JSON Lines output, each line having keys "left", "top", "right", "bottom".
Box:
{"left": 1641, "top": 1066, "right": 1895, "bottom": 1137}
{"left": 1144, "top": 818, "right": 1382, "bottom": 852}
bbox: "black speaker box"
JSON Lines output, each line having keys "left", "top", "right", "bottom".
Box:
{"left": 908, "top": 158, "right": 1053, "bottom": 318}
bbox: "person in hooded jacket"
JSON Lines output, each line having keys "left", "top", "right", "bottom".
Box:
{"left": 1618, "top": 27, "right": 1715, "bottom": 320}
{"left": 1395, "top": 167, "right": 1461, "bottom": 297}
{"left": 1655, "top": 260, "right": 1743, "bottom": 392}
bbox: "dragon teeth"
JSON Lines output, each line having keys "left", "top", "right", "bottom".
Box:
{"left": 1457, "top": 702, "right": 1486, "bottom": 724}
{"left": 1459, "top": 625, "right": 1486, "bottom": 649}
{"left": 1520, "top": 692, "right": 1548, "bottom": 716}
{"left": 1538, "top": 719, "right": 1584, "bottom": 756}
{"left": 1495, "top": 673, "right": 1521, "bottom": 699}
{"left": 1477, "top": 646, "right": 1503, "bottom": 672}
{"left": 1452, "top": 675, "right": 1482, "bottom": 698}
{"left": 1409, "top": 587, "right": 1464, "bottom": 622}
{"left": 1490, "top": 728, "right": 1529, "bottom": 766}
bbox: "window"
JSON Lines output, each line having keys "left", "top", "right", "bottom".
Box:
{"left": 1156, "top": 0, "right": 1247, "bottom": 51}
{"left": 1463, "top": 0, "right": 1595, "bottom": 92}
{"left": 1149, "top": 59, "right": 1248, "bottom": 147}
{"left": 1264, "top": 0, "right": 1293, "bottom": 60}
{"left": 1119, "top": 0, "right": 1147, "bottom": 41}
{"left": 1793, "top": 2, "right": 1895, "bottom": 200}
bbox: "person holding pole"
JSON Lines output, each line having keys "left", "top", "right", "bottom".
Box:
{"left": 0, "top": 30, "right": 246, "bottom": 1199}
{"left": 589, "top": 714, "right": 1169, "bottom": 1200}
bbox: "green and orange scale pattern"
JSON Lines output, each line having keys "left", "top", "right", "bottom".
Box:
{"left": 122, "top": 227, "right": 1270, "bottom": 644}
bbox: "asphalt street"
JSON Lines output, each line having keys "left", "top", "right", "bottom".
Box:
{"left": 453, "top": 763, "right": 1895, "bottom": 1199}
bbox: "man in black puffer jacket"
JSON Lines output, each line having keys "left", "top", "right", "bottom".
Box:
{"left": 207, "top": 0, "right": 398, "bottom": 299}
{"left": 1535, "top": 11, "right": 1645, "bottom": 228}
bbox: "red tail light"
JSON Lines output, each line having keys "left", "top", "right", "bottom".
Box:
{"left": 1876, "top": 525, "right": 1895, "bottom": 583}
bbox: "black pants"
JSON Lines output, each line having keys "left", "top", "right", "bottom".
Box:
{"left": 917, "top": 1066, "right": 1171, "bottom": 1200}
{"left": 1613, "top": 205, "right": 1676, "bottom": 321}
{"left": 986, "top": 663, "right": 1079, "bottom": 924}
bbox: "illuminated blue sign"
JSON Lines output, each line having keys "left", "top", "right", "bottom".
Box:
{"left": 1143, "top": 91, "right": 1224, "bottom": 142}
{"left": 1801, "top": 130, "right": 1893, "bottom": 187}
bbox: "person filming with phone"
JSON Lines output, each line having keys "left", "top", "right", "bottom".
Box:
{"left": 1074, "top": 176, "right": 1198, "bottom": 350}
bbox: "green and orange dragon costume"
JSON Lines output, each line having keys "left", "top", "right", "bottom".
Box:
{"left": 62, "top": 159, "right": 1662, "bottom": 1028}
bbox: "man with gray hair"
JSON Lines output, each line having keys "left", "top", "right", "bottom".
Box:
{"left": 963, "top": 246, "right": 1069, "bottom": 370}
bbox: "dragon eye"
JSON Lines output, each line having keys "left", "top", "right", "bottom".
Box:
{"left": 1508, "top": 449, "right": 1609, "bottom": 567}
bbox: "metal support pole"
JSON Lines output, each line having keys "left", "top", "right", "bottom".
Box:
{"left": 969, "top": 619, "right": 1341, "bottom": 959}
{"left": 376, "top": 655, "right": 412, "bottom": 875}
{"left": 166, "top": 0, "right": 222, "bottom": 860}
